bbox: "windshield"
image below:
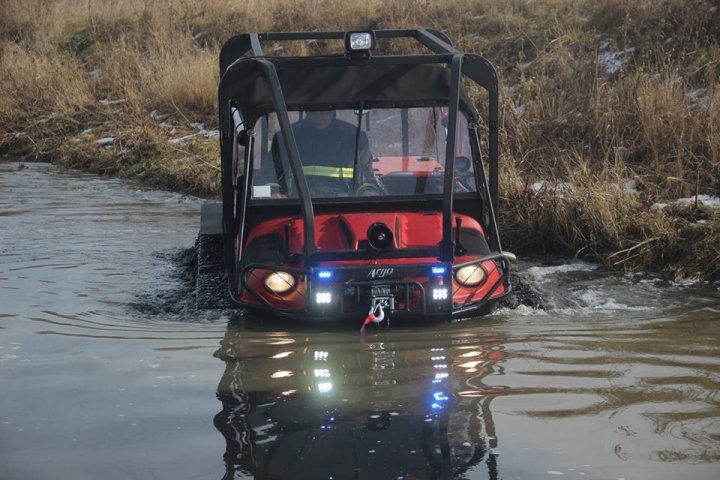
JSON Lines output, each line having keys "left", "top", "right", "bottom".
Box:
{"left": 250, "top": 107, "right": 478, "bottom": 200}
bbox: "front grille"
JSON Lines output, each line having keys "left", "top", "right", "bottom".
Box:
{"left": 339, "top": 280, "right": 432, "bottom": 314}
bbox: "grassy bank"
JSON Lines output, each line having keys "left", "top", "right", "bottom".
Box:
{"left": 1, "top": 0, "right": 718, "bottom": 280}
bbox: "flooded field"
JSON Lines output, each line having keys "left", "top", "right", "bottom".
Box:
{"left": 1, "top": 161, "right": 719, "bottom": 479}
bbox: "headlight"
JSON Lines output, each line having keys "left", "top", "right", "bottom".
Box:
{"left": 432, "top": 287, "right": 449, "bottom": 301}
{"left": 346, "top": 31, "right": 375, "bottom": 51}
{"left": 454, "top": 265, "right": 486, "bottom": 287}
{"left": 264, "top": 271, "right": 296, "bottom": 294}
{"left": 315, "top": 291, "right": 332, "bottom": 304}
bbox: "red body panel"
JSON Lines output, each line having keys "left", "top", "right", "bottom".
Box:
{"left": 238, "top": 212, "right": 505, "bottom": 315}
{"left": 243, "top": 212, "right": 484, "bottom": 251}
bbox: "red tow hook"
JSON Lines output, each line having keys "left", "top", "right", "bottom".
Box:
{"left": 360, "top": 304, "right": 385, "bottom": 335}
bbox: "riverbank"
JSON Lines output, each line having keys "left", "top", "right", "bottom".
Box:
{"left": 1, "top": 0, "right": 718, "bottom": 280}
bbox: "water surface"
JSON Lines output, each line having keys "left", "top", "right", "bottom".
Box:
{"left": 1, "top": 161, "right": 718, "bottom": 479}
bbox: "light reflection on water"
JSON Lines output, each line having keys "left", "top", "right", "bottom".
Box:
{"left": 212, "top": 309, "right": 720, "bottom": 479}
{"left": 214, "top": 319, "right": 507, "bottom": 479}
{"left": 1, "top": 161, "right": 719, "bottom": 479}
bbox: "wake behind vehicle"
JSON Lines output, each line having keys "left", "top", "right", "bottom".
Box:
{"left": 198, "top": 29, "right": 514, "bottom": 322}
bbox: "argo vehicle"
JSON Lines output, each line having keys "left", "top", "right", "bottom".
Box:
{"left": 198, "top": 29, "right": 514, "bottom": 324}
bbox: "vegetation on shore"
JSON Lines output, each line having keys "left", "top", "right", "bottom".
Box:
{"left": 1, "top": 0, "right": 718, "bottom": 280}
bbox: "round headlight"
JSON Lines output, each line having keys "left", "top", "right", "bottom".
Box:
{"left": 264, "top": 271, "right": 296, "bottom": 294}
{"left": 454, "top": 265, "right": 486, "bottom": 287}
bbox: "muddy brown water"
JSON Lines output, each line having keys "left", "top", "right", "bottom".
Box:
{"left": 1, "top": 161, "right": 719, "bottom": 480}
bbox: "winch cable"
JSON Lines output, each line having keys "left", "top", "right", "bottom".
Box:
{"left": 360, "top": 304, "right": 385, "bottom": 335}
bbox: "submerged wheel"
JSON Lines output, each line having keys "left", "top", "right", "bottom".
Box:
{"left": 196, "top": 233, "right": 233, "bottom": 309}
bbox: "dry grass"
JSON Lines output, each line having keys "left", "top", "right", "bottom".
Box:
{"left": 1, "top": 0, "right": 718, "bottom": 279}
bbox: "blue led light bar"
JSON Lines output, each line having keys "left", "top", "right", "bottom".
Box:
{"left": 317, "top": 270, "right": 333, "bottom": 279}
{"left": 431, "top": 266, "right": 446, "bottom": 275}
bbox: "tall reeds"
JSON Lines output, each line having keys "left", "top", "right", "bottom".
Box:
{"left": 1, "top": 0, "right": 718, "bottom": 278}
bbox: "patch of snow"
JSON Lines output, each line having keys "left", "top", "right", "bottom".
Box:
{"left": 37, "top": 112, "right": 59, "bottom": 124}
{"left": 516, "top": 104, "right": 527, "bottom": 116}
{"left": 80, "top": 128, "right": 93, "bottom": 135}
{"left": 99, "top": 98, "right": 126, "bottom": 106}
{"left": 149, "top": 110, "right": 169, "bottom": 121}
{"left": 675, "top": 194, "right": 720, "bottom": 209}
{"left": 609, "top": 179, "right": 640, "bottom": 195}
{"left": 95, "top": 137, "right": 114, "bottom": 146}
{"left": 598, "top": 41, "right": 610, "bottom": 51}
{"left": 168, "top": 133, "right": 200, "bottom": 144}
{"left": 686, "top": 88, "right": 709, "bottom": 109}
{"left": 530, "top": 180, "right": 573, "bottom": 193}
{"left": 88, "top": 69, "right": 101, "bottom": 83}
{"left": 653, "top": 195, "right": 719, "bottom": 210}
{"left": 597, "top": 48, "right": 636, "bottom": 74}
{"left": 168, "top": 122, "right": 219, "bottom": 144}
{"left": 521, "top": 60, "right": 535, "bottom": 71}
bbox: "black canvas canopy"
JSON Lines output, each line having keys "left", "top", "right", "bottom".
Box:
{"left": 217, "top": 29, "right": 501, "bottom": 271}
{"left": 220, "top": 59, "right": 476, "bottom": 120}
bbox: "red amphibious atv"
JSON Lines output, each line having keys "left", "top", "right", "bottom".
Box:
{"left": 198, "top": 29, "right": 514, "bottom": 322}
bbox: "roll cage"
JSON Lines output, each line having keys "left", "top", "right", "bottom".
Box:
{"left": 219, "top": 29, "right": 503, "bottom": 285}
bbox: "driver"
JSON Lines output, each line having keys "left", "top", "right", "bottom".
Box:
{"left": 269, "top": 111, "right": 384, "bottom": 197}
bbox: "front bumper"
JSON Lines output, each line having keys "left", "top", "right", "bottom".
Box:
{"left": 236, "top": 254, "right": 511, "bottom": 322}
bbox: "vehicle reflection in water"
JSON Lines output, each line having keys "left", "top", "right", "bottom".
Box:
{"left": 214, "top": 318, "right": 508, "bottom": 479}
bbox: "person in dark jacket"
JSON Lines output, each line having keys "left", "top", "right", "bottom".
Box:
{"left": 270, "top": 111, "right": 384, "bottom": 197}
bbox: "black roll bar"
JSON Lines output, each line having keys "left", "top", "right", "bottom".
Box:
{"left": 254, "top": 59, "right": 317, "bottom": 267}
{"left": 220, "top": 29, "right": 461, "bottom": 74}
{"left": 441, "top": 54, "right": 463, "bottom": 262}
